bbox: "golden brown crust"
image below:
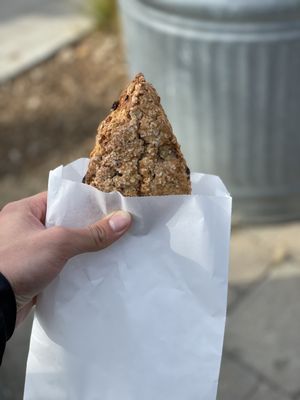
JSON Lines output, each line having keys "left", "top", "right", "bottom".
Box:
{"left": 85, "top": 73, "right": 191, "bottom": 196}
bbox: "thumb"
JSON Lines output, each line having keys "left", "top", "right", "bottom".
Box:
{"left": 52, "top": 211, "right": 131, "bottom": 258}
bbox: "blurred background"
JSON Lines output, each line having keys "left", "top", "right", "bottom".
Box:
{"left": 1, "top": 0, "right": 300, "bottom": 399}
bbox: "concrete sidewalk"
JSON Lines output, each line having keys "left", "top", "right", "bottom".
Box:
{"left": 218, "top": 223, "right": 300, "bottom": 399}
{"left": 0, "top": 0, "right": 93, "bottom": 83}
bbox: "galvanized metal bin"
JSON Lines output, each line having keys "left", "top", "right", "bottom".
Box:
{"left": 119, "top": 0, "right": 300, "bottom": 223}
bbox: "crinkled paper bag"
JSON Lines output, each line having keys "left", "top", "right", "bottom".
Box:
{"left": 24, "top": 158, "right": 232, "bottom": 400}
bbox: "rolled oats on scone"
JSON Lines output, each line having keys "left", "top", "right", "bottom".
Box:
{"left": 84, "top": 73, "right": 191, "bottom": 196}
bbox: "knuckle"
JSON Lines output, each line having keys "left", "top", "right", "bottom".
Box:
{"left": 50, "top": 226, "right": 71, "bottom": 249}
{"left": 89, "top": 224, "right": 107, "bottom": 247}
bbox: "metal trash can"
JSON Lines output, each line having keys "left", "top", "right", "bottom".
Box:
{"left": 119, "top": 0, "right": 300, "bottom": 223}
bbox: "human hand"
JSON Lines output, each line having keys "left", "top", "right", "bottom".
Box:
{"left": 0, "top": 192, "right": 131, "bottom": 324}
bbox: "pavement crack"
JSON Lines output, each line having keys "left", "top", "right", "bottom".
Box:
{"left": 223, "top": 349, "right": 293, "bottom": 399}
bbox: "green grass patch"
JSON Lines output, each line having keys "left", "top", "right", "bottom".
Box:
{"left": 88, "top": 0, "right": 118, "bottom": 30}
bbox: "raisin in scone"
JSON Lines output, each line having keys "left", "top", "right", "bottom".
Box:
{"left": 84, "top": 73, "right": 191, "bottom": 196}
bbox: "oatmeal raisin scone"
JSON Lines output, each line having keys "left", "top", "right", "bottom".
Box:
{"left": 84, "top": 73, "right": 191, "bottom": 196}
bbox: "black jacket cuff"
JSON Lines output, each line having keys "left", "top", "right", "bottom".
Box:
{"left": 0, "top": 272, "right": 17, "bottom": 364}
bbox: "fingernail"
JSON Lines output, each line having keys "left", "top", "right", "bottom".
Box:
{"left": 109, "top": 211, "right": 131, "bottom": 233}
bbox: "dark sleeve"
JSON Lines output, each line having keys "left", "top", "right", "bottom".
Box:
{"left": 0, "top": 273, "right": 17, "bottom": 365}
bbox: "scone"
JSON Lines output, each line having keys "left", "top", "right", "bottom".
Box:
{"left": 84, "top": 73, "right": 191, "bottom": 196}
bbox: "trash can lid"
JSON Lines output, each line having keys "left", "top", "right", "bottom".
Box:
{"left": 140, "top": 0, "right": 300, "bottom": 22}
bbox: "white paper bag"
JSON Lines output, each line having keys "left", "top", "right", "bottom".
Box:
{"left": 24, "top": 158, "right": 231, "bottom": 400}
